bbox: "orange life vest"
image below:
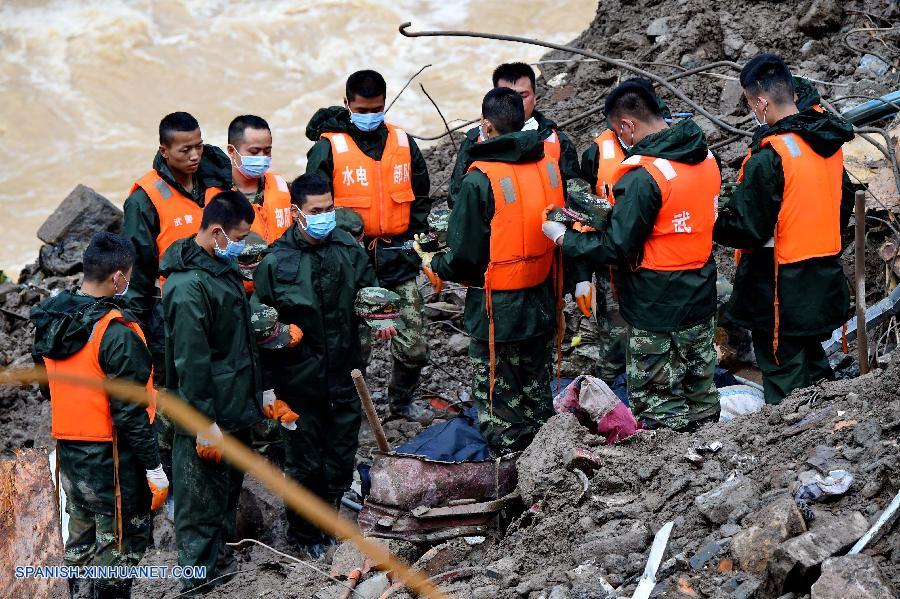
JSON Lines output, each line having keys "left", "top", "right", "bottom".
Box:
{"left": 593, "top": 129, "right": 626, "bottom": 200}
{"left": 614, "top": 151, "right": 721, "bottom": 271}
{"left": 131, "top": 170, "right": 223, "bottom": 262}
{"left": 46, "top": 310, "right": 156, "bottom": 442}
{"left": 249, "top": 172, "right": 293, "bottom": 244}
{"left": 322, "top": 124, "right": 415, "bottom": 238}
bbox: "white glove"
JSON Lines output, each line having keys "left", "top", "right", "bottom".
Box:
{"left": 146, "top": 464, "right": 170, "bottom": 511}
{"left": 262, "top": 389, "right": 276, "bottom": 409}
{"left": 262, "top": 389, "right": 298, "bottom": 430}
{"left": 146, "top": 465, "right": 169, "bottom": 488}
{"left": 574, "top": 281, "right": 594, "bottom": 318}
{"left": 196, "top": 422, "right": 224, "bottom": 462}
{"left": 541, "top": 221, "right": 566, "bottom": 245}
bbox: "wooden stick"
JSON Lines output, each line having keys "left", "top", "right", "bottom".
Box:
{"left": 352, "top": 369, "right": 391, "bottom": 453}
{"left": 856, "top": 190, "right": 870, "bottom": 374}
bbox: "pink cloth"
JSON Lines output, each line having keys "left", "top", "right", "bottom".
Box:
{"left": 553, "top": 375, "right": 639, "bottom": 443}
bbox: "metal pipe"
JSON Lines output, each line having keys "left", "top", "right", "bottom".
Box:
{"left": 855, "top": 190, "right": 870, "bottom": 375}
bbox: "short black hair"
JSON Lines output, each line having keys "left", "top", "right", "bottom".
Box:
{"left": 200, "top": 190, "right": 255, "bottom": 231}
{"left": 227, "top": 115, "right": 270, "bottom": 146}
{"left": 740, "top": 53, "right": 795, "bottom": 104}
{"left": 346, "top": 70, "right": 387, "bottom": 102}
{"left": 289, "top": 173, "right": 332, "bottom": 208}
{"left": 604, "top": 79, "right": 664, "bottom": 122}
{"left": 82, "top": 232, "right": 135, "bottom": 283}
{"left": 482, "top": 87, "right": 525, "bottom": 135}
{"left": 159, "top": 112, "right": 200, "bottom": 146}
{"left": 492, "top": 62, "right": 536, "bottom": 91}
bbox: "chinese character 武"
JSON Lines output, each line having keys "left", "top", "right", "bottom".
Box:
{"left": 672, "top": 211, "right": 692, "bottom": 233}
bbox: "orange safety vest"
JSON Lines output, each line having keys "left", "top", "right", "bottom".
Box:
{"left": 131, "top": 171, "right": 223, "bottom": 262}
{"left": 469, "top": 155, "right": 565, "bottom": 402}
{"left": 47, "top": 310, "right": 156, "bottom": 442}
{"left": 322, "top": 124, "right": 415, "bottom": 238}
{"left": 593, "top": 129, "right": 626, "bottom": 200}
{"left": 614, "top": 151, "right": 721, "bottom": 271}
{"left": 249, "top": 172, "right": 293, "bottom": 244}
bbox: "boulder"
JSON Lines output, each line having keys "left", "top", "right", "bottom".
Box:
{"left": 765, "top": 511, "right": 869, "bottom": 594}
{"left": 731, "top": 496, "right": 807, "bottom": 574}
{"left": 36, "top": 185, "right": 123, "bottom": 276}
{"left": 446, "top": 333, "right": 469, "bottom": 356}
{"left": 798, "top": 0, "right": 842, "bottom": 37}
{"left": 694, "top": 476, "right": 760, "bottom": 524}
{"left": 517, "top": 414, "right": 599, "bottom": 505}
{"left": 811, "top": 554, "right": 897, "bottom": 599}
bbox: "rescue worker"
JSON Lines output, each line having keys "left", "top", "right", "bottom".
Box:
{"left": 31, "top": 232, "right": 166, "bottom": 599}
{"left": 418, "top": 87, "right": 562, "bottom": 452}
{"left": 448, "top": 61, "right": 582, "bottom": 207}
{"left": 714, "top": 54, "right": 855, "bottom": 404}
{"left": 227, "top": 115, "right": 293, "bottom": 244}
{"left": 160, "top": 191, "right": 262, "bottom": 594}
{"left": 547, "top": 80, "right": 722, "bottom": 431}
{"left": 252, "top": 173, "right": 390, "bottom": 557}
{"left": 305, "top": 69, "right": 432, "bottom": 423}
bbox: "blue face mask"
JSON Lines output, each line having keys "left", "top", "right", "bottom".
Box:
{"left": 349, "top": 110, "right": 385, "bottom": 132}
{"left": 232, "top": 147, "right": 271, "bottom": 178}
{"left": 300, "top": 209, "right": 336, "bottom": 239}
{"left": 214, "top": 230, "right": 245, "bottom": 261}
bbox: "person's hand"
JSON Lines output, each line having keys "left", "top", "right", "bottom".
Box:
{"left": 287, "top": 324, "right": 303, "bottom": 348}
{"left": 195, "top": 423, "right": 224, "bottom": 463}
{"left": 573, "top": 222, "right": 597, "bottom": 233}
{"left": 262, "top": 390, "right": 299, "bottom": 430}
{"left": 574, "top": 281, "right": 594, "bottom": 318}
{"left": 375, "top": 326, "right": 399, "bottom": 341}
{"left": 541, "top": 204, "right": 554, "bottom": 222}
{"left": 542, "top": 221, "right": 566, "bottom": 246}
{"left": 412, "top": 234, "right": 435, "bottom": 270}
{"left": 423, "top": 267, "right": 443, "bottom": 294}
{"left": 146, "top": 465, "right": 169, "bottom": 511}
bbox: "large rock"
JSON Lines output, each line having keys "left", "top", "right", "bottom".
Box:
{"left": 731, "top": 496, "right": 807, "bottom": 574}
{"left": 37, "top": 185, "right": 123, "bottom": 276}
{"left": 765, "top": 511, "right": 868, "bottom": 594}
{"left": 811, "top": 554, "right": 897, "bottom": 599}
{"left": 0, "top": 449, "right": 67, "bottom": 598}
{"left": 517, "top": 414, "right": 599, "bottom": 505}
{"left": 798, "top": 0, "right": 842, "bottom": 36}
{"left": 694, "top": 476, "right": 760, "bottom": 525}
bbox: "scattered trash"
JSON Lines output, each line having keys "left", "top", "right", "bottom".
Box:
{"left": 632, "top": 521, "right": 674, "bottom": 599}
{"left": 794, "top": 469, "right": 854, "bottom": 502}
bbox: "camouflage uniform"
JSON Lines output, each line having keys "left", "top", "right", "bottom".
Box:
{"left": 469, "top": 335, "right": 554, "bottom": 451}
{"left": 627, "top": 316, "right": 719, "bottom": 431}
{"left": 65, "top": 506, "right": 152, "bottom": 598}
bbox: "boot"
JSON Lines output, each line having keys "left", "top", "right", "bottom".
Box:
{"left": 388, "top": 359, "right": 433, "bottom": 425}
{"left": 68, "top": 578, "right": 93, "bottom": 599}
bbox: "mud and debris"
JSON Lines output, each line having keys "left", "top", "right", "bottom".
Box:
{"left": 0, "top": 1, "right": 898, "bottom": 597}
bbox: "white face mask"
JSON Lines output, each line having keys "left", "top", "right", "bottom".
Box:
{"left": 751, "top": 97, "right": 769, "bottom": 129}
{"left": 617, "top": 120, "right": 635, "bottom": 153}
{"left": 113, "top": 272, "right": 130, "bottom": 297}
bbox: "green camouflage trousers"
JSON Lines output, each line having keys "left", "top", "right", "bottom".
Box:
{"left": 627, "top": 316, "right": 719, "bottom": 431}
{"left": 360, "top": 278, "right": 427, "bottom": 368}
{"left": 64, "top": 502, "right": 152, "bottom": 597}
{"left": 173, "top": 429, "right": 249, "bottom": 594}
{"left": 470, "top": 334, "right": 554, "bottom": 451}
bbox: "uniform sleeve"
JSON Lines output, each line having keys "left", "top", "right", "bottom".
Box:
{"left": 162, "top": 278, "right": 216, "bottom": 422}
{"left": 99, "top": 322, "right": 160, "bottom": 470}
{"left": 407, "top": 137, "right": 432, "bottom": 235}
{"left": 251, "top": 255, "right": 278, "bottom": 308}
{"left": 122, "top": 188, "right": 160, "bottom": 327}
{"left": 305, "top": 140, "right": 335, "bottom": 192}
{"left": 448, "top": 132, "right": 476, "bottom": 208}
{"left": 431, "top": 171, "right": 492, "bottom": 284}
{"left": 580, "top": 143, "right": 600, "bottom": 193}
{"left": 352, "top": 246, "right": 378, "bottom": 290}
{"left": 562, "top": 168, "right": 661, "bottom": 266}
{"left": 556, "top": 130, "right": 583, "bottom": 187}
{"left": 713, "top": 148, "right": 784, "bottom": 249}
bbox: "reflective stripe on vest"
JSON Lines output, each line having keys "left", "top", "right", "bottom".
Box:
{"left": 323, "top": 124, "right": 414, "bottom": 238}
{"left": 250, "top": 172, "right": 293, "bottom": 244}
{"left": 593, "top": 129, "right": 626, "bottom": 200}
{"left": 131, "top": 170, "right": 222, "bottom": 263}
{"left": 47, "top": 310, "right": 156, "bottom": 442}
{"left": 614, "top": 151, "right": 721, "bottom": 271}
{"left": 764, "top": 133, "right": 843, "bottom": 265}
{"left": 469, "top": 156, "right": 565, "bottom": 291}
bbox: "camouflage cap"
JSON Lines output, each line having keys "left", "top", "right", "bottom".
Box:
{"left": 251, "top": 303, "right": 294, "bottom": 349}
{"left": 335, "top": 207, "right": 364, "bottom": 239}
{"left": 355, "top": 287, "right": 406, "bottom": 332}
{"left": 566, "top": 178, "right": 613, "bottom": 229}
{"left": 238, "top": 232, "right": 268, "bottom": 280}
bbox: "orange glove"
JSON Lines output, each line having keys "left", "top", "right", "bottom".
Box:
{"left": 145, "top": 465, "right": 169, "bottom": 511}
{"left": 541, "top": 204, "right": 554, "bottom": 222}
{"left": 573, "top": 222, "right": 597, "bottom": 233}
{"left": 196, "top": 423, "right": 224, "bottom": 463}
{"left": 574, "top": 281, "right": 593, "bottom": 318}
{"left": 262, "top": 390, "right": 300, "bottom": 430}
{"left": 423, "top": 267, "right": 444, "bottom": 294}
{"left": 287, "top": 324, "right": 303, "bottom": 348}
